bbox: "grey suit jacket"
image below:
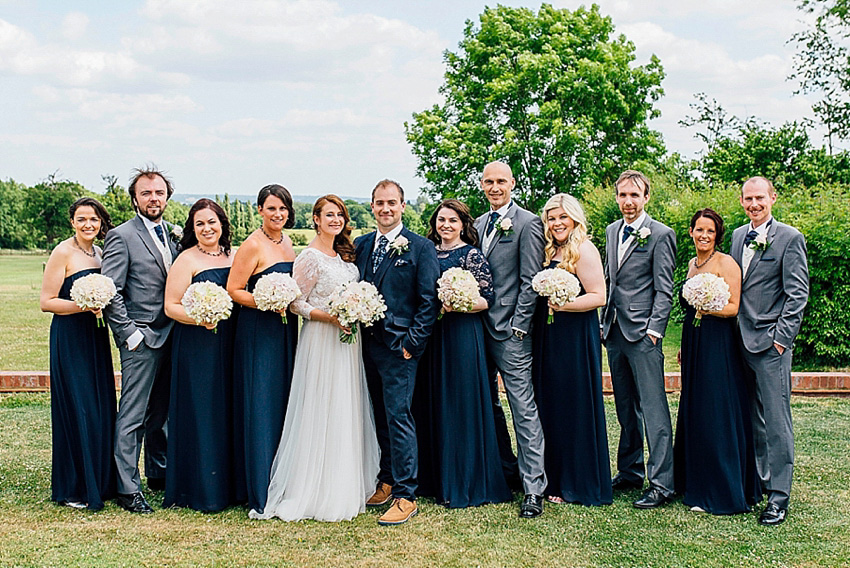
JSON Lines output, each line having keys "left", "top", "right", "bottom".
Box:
{"left": 102, "top": 215, "right": 178, "bottom": 349}
{"left": 602, "top": 215, "right": 676, "bottom": 343}
{"left": 731, "top": 219, "right": 809, "bottom": 353}
{"left": 474, "top": 202, "right": 544, "bottom": 340}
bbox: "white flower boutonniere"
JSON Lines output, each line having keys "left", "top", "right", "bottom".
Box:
{"left": 634, "top": 227, "right": 651, "bottom": 247}
{"left": 389, "top": 235, "right": 409, "bottom": 256}
{"left": 749, "top": 233, "right": 770, "bottom": 252}
{"left": 497, "top": 216, "right": 514, "bottom": 237}
{"left": 170, "top": 225, "right": 183, "bottom": 242}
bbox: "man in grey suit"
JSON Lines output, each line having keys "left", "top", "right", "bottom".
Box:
{"left": 602, "top": 170, "right": 677, "bottom": 509}
{"left": 102, "top": 166, "right": 178, "bottom": 514}
{"left": 731, "top": 176, "right": 808, "bottom": 526}
{"left": 474, "top": 161, "right": 546, "bottom": 518}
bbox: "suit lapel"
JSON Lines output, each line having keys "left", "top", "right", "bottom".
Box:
{"left": 484, "top": 203, "right": 515, "bottom": 258}
{"left": 374, "top": 229, "right": 405, "bottom": 288}
{"left": 617, "top": 215, "right": 651, "bottom": 272}
{"left": 607, "top": 221, "right": 621, "bottom": 286}
{"left": 744, "top": 220, "right": 777, "bottom": 284}
{"left": 356, "top": 232, "right": 375, "bottom": 278}
{"left": 133, "top": 216, "right": 168, "bottom": 276}
{"left": 731, "top": 227, "right": 744, "bottom": 265}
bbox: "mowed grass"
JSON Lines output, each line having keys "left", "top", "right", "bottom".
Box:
{"left": 0, "top": 252, "right": 681, "bottom": 372}
{"left": 0, "top": 393, "right": 848, "bottom": 567}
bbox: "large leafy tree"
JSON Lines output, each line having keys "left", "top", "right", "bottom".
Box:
{"left": 791, "top": 0, "right": 850, "bottom": 151}
{"left": 23, "top": 173, "right": 87, "bottom": 248}
{"left": 405, "top": 3, "right": 665, "bottom": 215}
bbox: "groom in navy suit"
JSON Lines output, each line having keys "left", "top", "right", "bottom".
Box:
{"left": 355, "top": 179, "right": 440, "bottom": 526}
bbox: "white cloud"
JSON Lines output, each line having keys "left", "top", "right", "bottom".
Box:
{"left": 61, "top": 12, "right": 89, "bottom": 41}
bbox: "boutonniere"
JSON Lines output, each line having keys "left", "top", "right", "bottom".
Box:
{"left": 389, "top": 235, "right": 409, "bottom": 256}
{"left": 169, "top": 225, "right": 183, "bottom": 242}
{"left": 634, "top": 227, "right": 651, "bottom": 247}
{"left": 749, "top": 233, "right": 770, "bottom": 252}
{"left": 496, "top": 216, "right": 514, "bottom": 237}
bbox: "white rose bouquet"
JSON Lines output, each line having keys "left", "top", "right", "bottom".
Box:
{"left": 181, "top": 281, "right": 233, "bottom": 333}
{"left": 252, "top": 272, "right": 301, "bottom": 324}
{"left": 681, "top": 273, "right": 730, "bottom": 327}
{"left": 327, "top": 281, "right": 387, "bottom": 344}
{"left": 532, "top": 267, "right": 581, "bottom": 324}
{"left": 436, "top": 267, "right": 481, "bottom": 319}
{"left": 69, "top": 273, "right": 117, "bottom": 327}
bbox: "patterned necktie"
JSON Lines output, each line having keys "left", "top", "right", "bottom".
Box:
{"left": 622, "top": 225, "right": 635, "bottom": 243}
{"left": 486, "top": 212, "right": 500, "bottom": 236}
{"left": 154, "top": 224, "right": 166, "bottom": 246}
{"left": 372, "top": 235, "right": 388, "bottom": 274}
{"left": 743, "top": 230, "right": 759, "bottom": 248}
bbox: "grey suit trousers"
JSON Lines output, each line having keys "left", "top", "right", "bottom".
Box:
{"left": 742, "top": 345, "right": 793, "bottom": 508}
{"left": 485, "top": 334, "right": 546, "bottom": 495}
{"left": 114, "top": 340, "right": 171, "bottom": 494}
{"left": 606, "top": 321, "right": 674, "bottom": 495}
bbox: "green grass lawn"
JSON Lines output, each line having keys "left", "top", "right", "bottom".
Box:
{"left": 0, "top": 393, "right": 848, "bottom": 567}
{"left": 0, "top": 253, "right": 681, "bottom": 372}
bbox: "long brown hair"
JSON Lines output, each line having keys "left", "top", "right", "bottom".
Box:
{"left": 179, "top": 198, "right": 232, "bottom": 255}
{"left": 312, "top": 195, "right": 356, "bottom": 262}
{"left": 426, "top": 199, "right": 479, "bottom": 247}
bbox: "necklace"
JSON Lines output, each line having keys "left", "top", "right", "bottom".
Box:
{"left": 261, "top": 226, "right": 283, "bottom": 245}
{"left": 73, "top": 235, "right": 97, "bottom": 258}
{"left": 693, "top": 250, "right": 716, "bottom": 269}
{"left": 197, "top": 244, "right": 224, "bottom": 257}
{"left": 437, "top": 242, "right": 464, "bottom": 252}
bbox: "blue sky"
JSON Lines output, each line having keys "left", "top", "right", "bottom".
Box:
{"left": 0, "top": 0, "right": 817, "bottom": 199}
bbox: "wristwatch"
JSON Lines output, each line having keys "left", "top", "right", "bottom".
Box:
{"left": 512, "top": 328, "right": 526, "bottom": 340}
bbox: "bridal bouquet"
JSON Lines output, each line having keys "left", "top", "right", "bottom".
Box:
{"left": 436, "top": 267, "right": 481, "bottom": 318}
{"left": 252, "top": 272, "right": 301, "bottom": 324}
{"left": 181, "top": 281, "right": 233, "bottom": 333}
{"left": 69, "top": 273, "right": 117, "bottom": 327}
{"left": 682, "top": 273, "right": 730, "bottom": 327}
{"left": 532, "top": 267, "right": 581, "bottom": 324}
{"left": 327, "top": 281, "right": 387, "bottom": 344}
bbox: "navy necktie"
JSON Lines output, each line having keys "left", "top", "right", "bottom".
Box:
{"left": 154, "top": 224, "right": 166, "bottom": 246}
{"left": 622, "top": 225, "right": 635, "bottom": 243}
{"left": 372, "top": 235, "right": 388, "bottom": 274}
{"left": 743, "top": 230, "right": 759, "bottom": 247}
{"left": 486, "top": 212, "right": 500, "bottom": 236}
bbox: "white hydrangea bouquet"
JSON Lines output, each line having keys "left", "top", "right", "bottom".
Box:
{"left": 681, "top": 273, "right": 730, "bottom": 327}
{"left": 532, "top": 267, "right": 581, "bottom": 324}
{"left": 69, "top": 273, "right": 117, "bottom": 327}
{"left": 436, "top": 267, "right": 481, "bottom": 319}
{"left": 327, "top": 281, "right": 387, "bottom": 344}
{"left": 252, "top": 272, "right": 301, "bottom": 324}
{"left": 181, "top": 281, "right": 233, "bottom": 333}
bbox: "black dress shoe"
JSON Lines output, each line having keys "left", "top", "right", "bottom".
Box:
{"left": 633, "top": 487, "right": 672, "bottom": 509}
{"left": 611, "top": 474, "right": 643, "bottom": 491}
{"left": 758, "top": 503, "right": 787, "bottom": 526}
{"left": 116, "top": 492, "right": 154, "bottom": 514}
{"left": 147, "top": 477, "right": 166, "bottom": 491}
{"left": 519, "top": 494, "right": 544, "bottom": 518}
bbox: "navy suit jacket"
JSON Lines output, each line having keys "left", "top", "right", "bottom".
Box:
{"left": 354, "top": 227, "right": 440, "bottom": 359}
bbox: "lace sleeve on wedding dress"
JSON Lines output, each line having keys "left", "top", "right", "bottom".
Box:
{"left": 291, "top": 249, "right": 321, "bottom": 319}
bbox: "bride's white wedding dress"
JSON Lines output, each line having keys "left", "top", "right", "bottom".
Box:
{"left": 249, "top": 247, "right": 379, "bottom": 521}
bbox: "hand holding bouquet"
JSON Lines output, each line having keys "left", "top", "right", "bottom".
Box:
{"left": 327, "top": 281, "right": 387, "bottom": 344}
{"left": 252, "top": 272, "right": 301, "bottom": 324}
{"left": 532, "top": 268, "right": 581, "bottom": 324}
{"left": 682, "top": 273, "right": 730, "bottom": 327}
{"left": 436, "top": 267, "right": 481, "bottom": 318}
{"left": 181, "top": 281, "right": 233, "bottom": 332}
{"left": 69, "top": 273, "right": 117, "bottom": 327}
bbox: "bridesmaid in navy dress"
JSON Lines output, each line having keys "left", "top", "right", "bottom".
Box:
{"left": 40, "top": 197, "right": 116, "bottom": 510}
{"left": 414, "top": 199, "right": 512, "bottom": 508}
{"left": 163, "top": 199, "right": 236, "bottom": 512}
{"left": 674, "top": 208, "right": 760, "bottom": 514}
{"left": 227, "top": 185, "right": 298, "bottom": 514}
{"left": 532, "top": 194, "right": 612, "bottom": 506}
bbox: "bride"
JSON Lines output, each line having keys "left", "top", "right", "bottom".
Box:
{"left": 249, "top": 195, "right": 379, "bottom": 521}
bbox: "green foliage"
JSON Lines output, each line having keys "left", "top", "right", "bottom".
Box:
{"left": 214, "top": 194, "right": 261, "bottom": 246}
{"left": 23, "top": 173, "right": 87, "bottom": 248}
{"left": 290, "top": 232, "right": 309, "bottom": 246}
{"left": 405, "top": 3, "right": 665, "bottom": 216}
{"left": 345, "top": 200, "right": 376, "bottom": 231}
{"left": 98, "top": 175, "right": 136, "bottom": 226}
{"left": 0, "top": 179, "right": 35, "bottom": 249}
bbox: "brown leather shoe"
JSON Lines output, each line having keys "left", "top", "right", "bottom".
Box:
{"left": 378, "top": 498, "right": 418, "bottom": 526}
{"left": 366, "top": 482, "right": 393, "bottom": 506}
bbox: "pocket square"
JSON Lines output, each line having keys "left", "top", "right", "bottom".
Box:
{"left": 394, "top": 259, "right": 409, "bottom": 267}
{"left": 761, "top": 257, "right": 776, "bottom": 262}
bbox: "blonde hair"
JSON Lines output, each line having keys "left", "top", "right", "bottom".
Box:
{"left": 541, "top": 194, "right": 589, "bottom": 273}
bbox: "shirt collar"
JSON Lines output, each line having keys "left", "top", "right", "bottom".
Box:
{"left": 623, "top": 212, "right": 647, "bottom": 234}
{"left": 749, "top": 216, "right": 773, "bottom": 235}
{"left": 138, "top": 214, "right": 164, "bottom": 233}
{"left": 490, "top": 201, "right": 512, "bottom": 218}
{"left": 377, "top": 223, "right": 404, "bottom": 245}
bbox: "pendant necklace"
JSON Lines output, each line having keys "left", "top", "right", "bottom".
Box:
{"left": 693, "top": 250, "right": 716, "bottom": 269}
{"left": 74, "top": 236, "right": 97, "bottom": 258}
{"left": 197, "top": 244, "right": 224, "bottom": 257}
{"left": 262, "top": 227, "right": 283, "bottom": 245}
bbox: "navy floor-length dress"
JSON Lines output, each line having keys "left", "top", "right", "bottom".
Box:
{"left": 49, "top": 268, "right": 117, "bottom": 510}
{"left": 674, "top": 291, "right": 761, "bottom": 514}
{"left": 164, "top": 267, "right": 237, "bottom": 512}
{"left": 532, "top": 261, "right": 612, "bottom": 506}
{"left": 414, "top": 245, "right": 512, "bottom": 508}
{"left": 232, "top": 261, "right": 298, "bottom": 513}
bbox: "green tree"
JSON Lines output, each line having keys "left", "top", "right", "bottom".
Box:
{"left": 23, "top": 173, "right": 87, "bottom": 248}
{"left": 0, "top": 179, "right": 34, "bottom": 249}
{"left": 345, "top": 200, "right": 375, "bottom": 230}
{"left": 99, "top": 175, "right": 136, "bottom": 226}
{"left": 405, "top": 3, "right": 665, "bottom": 216}
{"left": 791, "top": 0, "right": 850, "bottom": 150}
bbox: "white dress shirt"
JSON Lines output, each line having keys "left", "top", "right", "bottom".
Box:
{"left": 742, "top": 217, "right": 772, "bottom": 278}
{"left": 372, "top": 223, "right": 405, "bottom": 255}
{"left": 481, "top": 202, "right": 512, "bottom": 255}
{"left": 617, "top": 212, "right": 647, "bottom": 268}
